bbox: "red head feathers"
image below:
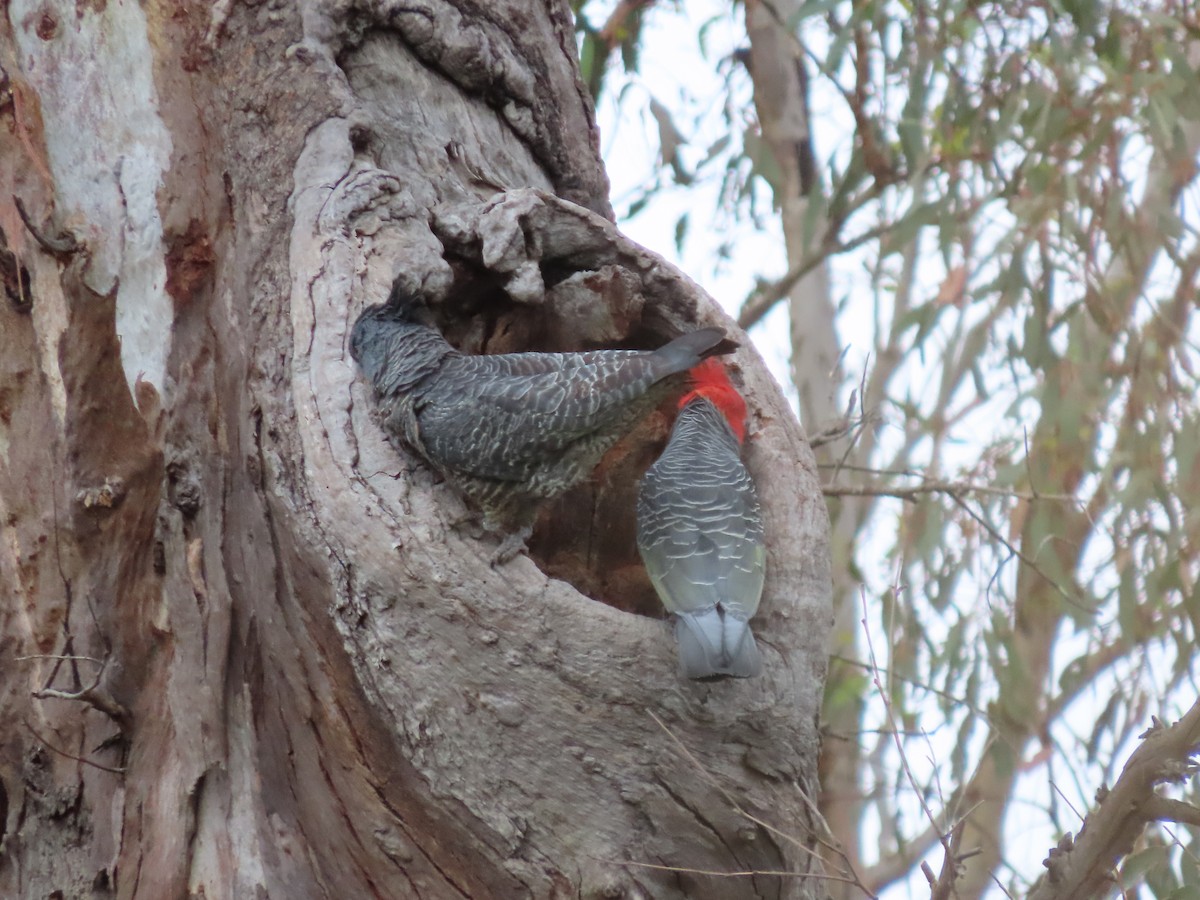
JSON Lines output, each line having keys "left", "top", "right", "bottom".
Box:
{"left": 679, "top": 358, "right": 747, "bottom": 442}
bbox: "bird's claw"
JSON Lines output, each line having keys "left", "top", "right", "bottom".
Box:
{"left": 490, "top": 527, "right": 532, "bottom": 567}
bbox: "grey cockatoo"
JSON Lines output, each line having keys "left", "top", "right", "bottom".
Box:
{"left": 351, "top": 287, "right": 735, "bottom": 563}
{"left": 637, "top": 358, "right": 765, "bottom": 678}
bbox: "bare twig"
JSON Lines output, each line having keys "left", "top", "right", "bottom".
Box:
{"left": 1048, "top": 779, "right": 1086, "bottom": 827}
{"left": 861, "top": 589, "right": 964, "bottom": 897}
{"left": 13, "top": 195, "right": 79, "bottom": 256}
{"left": 929, "top": 821, "right": 971, "bottom": 900}
{"left": 945, "top": 492, "right": 1084, "bottom": 612}
{"left": 830, "top": 653, "right": 992, "bottom": 723}
{"left": 23, "top": 721, "right": 125, "bottom": 775}
{"left": 738, "top": 221, "right": 892, "bottom": 329}
{"left": 824, "top": 480, "right": 1039, "bottom": 501}
{"left": 863, "top": 819, "right": 944, "bottom": 893}
{"left": 31, "top": 652, "right": 130, "bottom": 728}
{"left": 822, "top": 470, "right": 1086, "bottom": 611}
{"left": 988, "top": 874, "right": 1016, "bottom": 899}
{"left": 810, "top": 416, "right": 862, "bottom": 450}
{"left": 818, "top": 465, "right": 1077, "bottom": 503}
{"left": 16, "top": 654, "right": 105, "bottom": 665}
{"left": 643, "top": 711, "right": 879, "bottom": 894}
{"left": 1145, "top": 796, "right": 1200, "bottom": 828}
{"left": 32, "top": 684, "right": 129, "bottom": 725}
{"left": 597, "top": 857, "right": 859, "bottom": 882}
{"left": 828, "top": 363, "right": 871, "bottom": 483}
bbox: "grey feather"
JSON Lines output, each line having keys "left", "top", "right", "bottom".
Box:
{"left": 637, "top": 396, "right": 765, "bottom": 678}
{"left": 351, "top": 299, "right": 733, "bottom": 550}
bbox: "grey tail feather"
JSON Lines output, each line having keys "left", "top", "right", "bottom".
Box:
{"left": 674, "top": 611, "right": 761, "bottom": 679}
{"left": 720, "top": 626, "right": 763, "bottom": 678}
{"left": 655, "top": 327, "right": 738, "bottom": 374}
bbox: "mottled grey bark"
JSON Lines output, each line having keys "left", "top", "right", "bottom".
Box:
{"left": 0, "top": 1, "right": 830, "bottom": 897}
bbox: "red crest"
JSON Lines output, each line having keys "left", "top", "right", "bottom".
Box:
{"left": 679, "top": 358, "right": 747, "bottom": 442}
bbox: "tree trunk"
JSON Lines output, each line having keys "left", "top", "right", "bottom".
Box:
{"left": 0, "top": 1, "right": 831, "bottom": 897}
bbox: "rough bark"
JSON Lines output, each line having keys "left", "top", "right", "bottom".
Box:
{"left": 0, "top": 1, "right": 830, "bottom": 898}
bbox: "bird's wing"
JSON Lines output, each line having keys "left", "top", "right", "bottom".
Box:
{"left": 637, "top": 449, "right": 766, "bottom": 619}
{"left": 415, "top": 355, "right": 667, "bottom": 480}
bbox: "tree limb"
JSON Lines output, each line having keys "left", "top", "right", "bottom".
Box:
{"left": 822, "top": 479, "right": 1068, "bottom": 502}
{"left": 737, "top": 220, "right": 891, "bottom": 330}
{"left": 1027, "top": 701, "right": 1200, "bottom": 900}
{"left": 597, "top": 0, "right": 655, "bottom": 49}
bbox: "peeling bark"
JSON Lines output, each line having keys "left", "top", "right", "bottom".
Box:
{"left": 0, "top": 1, "right": 830, "bottom": 897}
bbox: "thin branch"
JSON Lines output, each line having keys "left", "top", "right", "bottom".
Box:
{"left": 862, "top": 819, "right": 944, "bottom": 894}
{"left": 738, "top": 220, "right": 892, "bottom": 329}
{"left": 818, "top": 463, "right": 921, "bottom": 475}
{"left": 810, "top": 388, "right": 868, "bottom": 450}
{"left": 23, "top": 721, "right": 125, "bottom": 775}
{"left": 945, "top": 492, "right": 1085, "bottom": 612}
{"left": 810, "top": 421, "right": 860, "bottom": 451}
{"left": 822, "top": 467, "right": 1089, "bottom": 617}
{"left": 929, "top": 821, "right": 972, "bottom": 900}
{"left": 601, "top": 858, "right": 860, "bottom": 882}
{"left": 644, "top": 711, "right": 878, "bottom": 894}
{"left": 16, "top": 654, "right": 105, "bottom": 665}
{"left": 645, "top": 711, "right": 833, "bottom": 869}
{"left": 1145, "top": 797, "right": 1200, "bottom": 828}
{"left": 830, "top": 653, "right": 993, "bottom": 724}
{"left": 1048, "top": 779, "right": 1086, "bottom": 827}
{"left": 31, "top": 651, "right": 130, "bottom": 728}
{"left": 818, "top": 464, "right": 1080, "bottom": 506}
{"left": 1027, "top": 701, "right": 1200, "bottom": 899}
{"left": 829, "top": 362, "right": 871, "bottom": 482}
{"left": 860, "top": 590, "right": 961, "bottom": 893}
{"left": 988, "top": 870, "right": 1017, "bottom": 899}
{"left": 32, "top": 685, "right": 130, "bottom": 724}
{"left": 13, "top": 195, "right": 79, "bottom": 256}
{"left": 823, "top": 479, "right": 1059, "bottom": 502}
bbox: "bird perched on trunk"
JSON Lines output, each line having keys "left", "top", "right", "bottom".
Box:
{"left": 350, "top": 287, "right": 735, "bottom": 563}
{"left": 637, "top": 359, "right": 765, "bottom": 678}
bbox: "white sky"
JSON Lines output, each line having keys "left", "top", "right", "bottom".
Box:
{"left": 590, "top": 0, "right": 798, "bottom": 398}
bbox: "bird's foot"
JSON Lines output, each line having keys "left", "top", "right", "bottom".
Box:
{"left": 490, "top": 526, "right": 532, "bottom": 567}
{"left": 448, "top": 509, "right": 486, "bottom": 538}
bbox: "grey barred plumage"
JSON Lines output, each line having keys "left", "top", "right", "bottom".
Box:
{"left": 637, "top": 390, "right": 766, "bottom": 678}
{"left": 350, "top": 293, "right": 734, "bottom": 563}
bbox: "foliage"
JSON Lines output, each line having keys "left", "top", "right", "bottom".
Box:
{"left": 576, "top": 0, "right": 1200, "bottom": 895}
